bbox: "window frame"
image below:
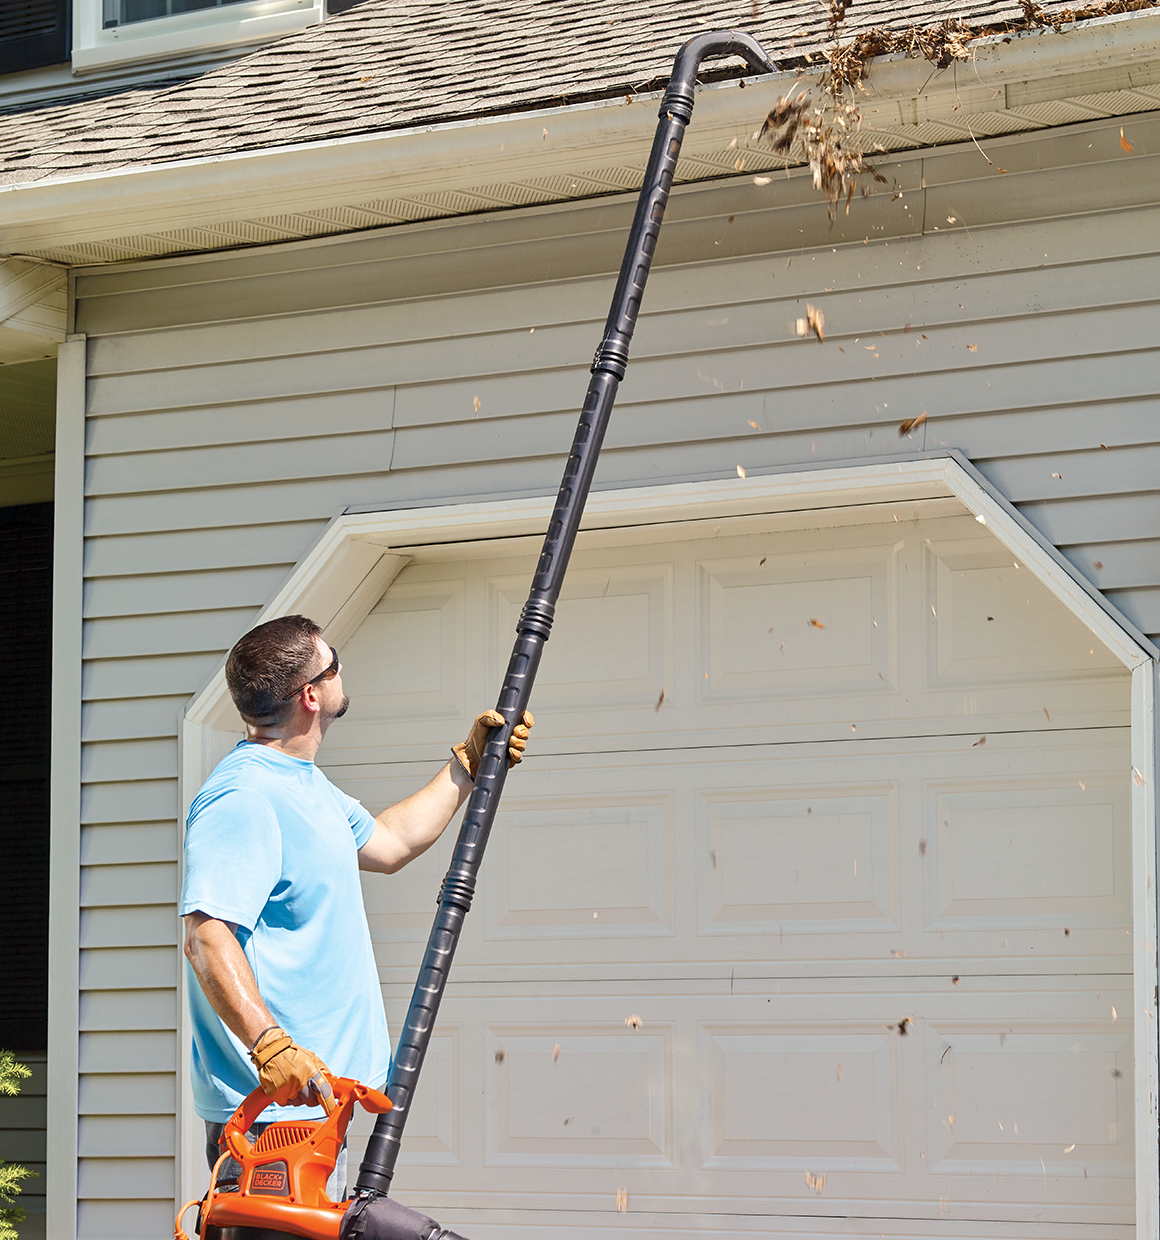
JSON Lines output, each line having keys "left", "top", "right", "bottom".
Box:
{"left": 71, "top": 0, "right": 321, "bottom": 74}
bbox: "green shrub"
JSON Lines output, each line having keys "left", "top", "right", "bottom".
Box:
{"left": 0, "top": 1051, "right": 35, "bottom": 1240}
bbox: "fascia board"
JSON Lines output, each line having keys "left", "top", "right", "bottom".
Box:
{"left": 3, "top": 10, "right": 1160, "bottom": 258}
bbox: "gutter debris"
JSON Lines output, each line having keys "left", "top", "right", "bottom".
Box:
{"left": 755, "top": 0, "right": 1160, "bottom": 215}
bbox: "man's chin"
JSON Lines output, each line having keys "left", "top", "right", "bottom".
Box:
{"left": 334, "top": 694, "right": 350, "bottom": 719}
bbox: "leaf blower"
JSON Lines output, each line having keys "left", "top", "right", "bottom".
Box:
{"left": 176, "top": 28, "right": 777, "bottom": 1240}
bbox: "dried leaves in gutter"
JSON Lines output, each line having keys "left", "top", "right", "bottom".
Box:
{"left": 755, "top": 0, "right": 1160, "bottom": 216}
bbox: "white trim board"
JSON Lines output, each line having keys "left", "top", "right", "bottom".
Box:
{"left": 176, "top": 458, "right": 1159, "bottom": 1235}
{"left": 48, "top": 339, "right": 86, "bottom": 1240}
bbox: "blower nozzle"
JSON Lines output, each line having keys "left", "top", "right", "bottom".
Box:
{"left": 341, "top": 1191, "right": 468, "bottom": 1240}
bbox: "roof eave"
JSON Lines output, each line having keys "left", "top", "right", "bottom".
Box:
{"left": 3, "top": 10, "right": 1159, "bottom": 263}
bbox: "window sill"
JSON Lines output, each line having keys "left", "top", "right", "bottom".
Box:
{"left": 72, "top": 0, "right": 322, "bottom": 75}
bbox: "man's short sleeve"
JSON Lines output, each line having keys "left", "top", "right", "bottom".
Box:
{"left": 179, "top": 787, "right": 282, "bottom": 931}
{"left": 334, "top": 786, "right": 376, "bottom": 850}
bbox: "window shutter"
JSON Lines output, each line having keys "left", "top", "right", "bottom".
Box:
{"left": 0, "top": 0, "right": 69, "bottom": 75}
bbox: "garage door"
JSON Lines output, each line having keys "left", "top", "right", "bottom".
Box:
{"left": 321, "top": 499, "right": 1134, "bottom": 1238}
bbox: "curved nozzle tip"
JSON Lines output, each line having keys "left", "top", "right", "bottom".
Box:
{"left": 661, "top": 30, "right": 777, "bottom": 117}
{"left": 679, "top": 30, "right": 778, "bottom": 78}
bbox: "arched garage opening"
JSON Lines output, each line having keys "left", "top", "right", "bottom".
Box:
{"left": 179, "top": 455, "right": 1159, "bottom": 1239}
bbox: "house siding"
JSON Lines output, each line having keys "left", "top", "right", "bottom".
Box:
{"left": 66, "top": 112, "right": 1160, "bottom": 1235}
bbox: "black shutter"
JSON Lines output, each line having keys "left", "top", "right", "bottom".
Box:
{"left": 0, "top": 503, "right": 52, "bottom": 1052}
{"left": 0, "top": 0, "right": 69, "bottom": 75}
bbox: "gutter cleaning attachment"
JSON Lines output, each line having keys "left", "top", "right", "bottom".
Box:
{"left": 176, "top": 28, "right": 778, "bottom": 1240}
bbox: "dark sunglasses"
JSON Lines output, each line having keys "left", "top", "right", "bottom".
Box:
{"left": 282, "top": 646, "right": 340, "bottom": 700}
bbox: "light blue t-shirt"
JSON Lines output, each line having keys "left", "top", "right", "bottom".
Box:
{"left": 179, "top": 742, "right": 391, "bottom": 1122}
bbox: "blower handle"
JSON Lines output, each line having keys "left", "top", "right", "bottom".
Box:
{"left": 353, "top": 29, "right": 776, "bottom": 1199}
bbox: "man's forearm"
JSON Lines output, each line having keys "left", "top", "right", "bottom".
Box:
{"left": 360, "top": 761, "right": 472, "bottom": 873}
{"left": 183, "top": 912, "right": 276, "bottom": 1047}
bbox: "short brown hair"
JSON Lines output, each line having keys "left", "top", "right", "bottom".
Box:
{"left": 226, "top": 615, "right": 324, "bottom": 726}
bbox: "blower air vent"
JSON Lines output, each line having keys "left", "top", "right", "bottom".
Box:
{"left": 253, "top": 1122, "right": 320, "bottom": 1152}
{"left": 0, "top": 0, "right": 59, "bottom": 41}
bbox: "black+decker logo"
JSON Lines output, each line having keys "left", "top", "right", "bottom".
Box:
{"left": 250, "top": 1162, "right": 289, "bottom": 1195}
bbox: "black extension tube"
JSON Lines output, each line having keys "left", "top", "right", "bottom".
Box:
{"left": 346, "top": 28, "right": 777, "bottom": 1238}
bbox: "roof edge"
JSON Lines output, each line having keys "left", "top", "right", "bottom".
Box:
{"left": 3, "top": 9, "right": 1160, "bottom": 261}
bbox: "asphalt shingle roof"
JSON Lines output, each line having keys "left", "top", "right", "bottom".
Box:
{"left": 0, "top": 0, "right": 1112, "bottom": 186}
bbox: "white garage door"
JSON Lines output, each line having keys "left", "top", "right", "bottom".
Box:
{"left": 322, "top": 499, "right": 1134, "bottom": 1239}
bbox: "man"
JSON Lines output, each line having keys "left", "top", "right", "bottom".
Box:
{"left": 180, "top": 614, "right": 531, "bottom": 1195}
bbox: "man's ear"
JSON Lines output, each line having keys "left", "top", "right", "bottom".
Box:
{"left": 298, "top": 683, "right": 323, "bottom": 715}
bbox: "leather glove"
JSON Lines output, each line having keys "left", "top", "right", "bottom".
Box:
{"left": 249, "top": 1026, "right": 334, "bottom": 1111}
{"left": 451, "top": 709, "right": 534, "bottom": 779}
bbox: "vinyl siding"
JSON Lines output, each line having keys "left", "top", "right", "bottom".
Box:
{"left": 65, "top": 111, "right": 1160, "bottom": 1235}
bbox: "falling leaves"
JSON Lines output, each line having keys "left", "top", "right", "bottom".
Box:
{"left": 553, "top": 1043, "right": 561, "bottom": 1061}
{"left": 967, "top": 343, "right": 978, "bottom": 352}
{"left": 625, "top": 1014, "right": 643, "bottom": 1029}
{"left": 808, "top": 618, "right": 825, "bottom": 630}
{"left": 973, "top": 735, "right": 987, "bottom": 747}
{"left": 807, "top": 304, "right": 825, "bottom": 341}
{"left": 737, "top": 465, "right": 748, "bottom": 478}
{"left": 494, "top": 1048, "right": 506, "bottom": 1063}
{"left": 616, "top": 1188, "right": 628, "bottom": 1213}
{"left": 1111, "top": 1006, "right": 1118, "bottom": 1022}
{"left": 753, "top": 175, "right": 772, "bottom": 185}
{"left": 472, "top": 395, "right": 481, "bottom": 417}
{"left": 1093, "top": 560, "right": 1103, "bottom": 571}
{"left": 891, "top": 950, "right": 907, "bottom": 959}
{"left": 898, "top": 411, "right": 927, "bottom": 436}
{"left": 655, "top": 688, "right": 666, "bottom": 712}
{"left": 1051, "top": 472, "right": 1062, "bottom": 479}
{"left": 1121, "top": 126, "right": 1134, "bottom": 153}
{"left": 1064, "top": 1143, "right": 1076, "bottom": 1153}
{"left": 1043, "top": 706, "right": 1051, "bottom": 722}
{"left": 836, "top": 1063, "right": 843, "bottom": 1081}
{"left": 748, "top": 420, "right": 761, "bottom": 430}
{"left": 896, "top": 1015, "right": 913, "bottom": 1034}
{"left": 804, "top": 1171, "right": 828, "bottom": 1194}
{"left": 1133, "top": 766, "right": 1146, "bottom": 787}
{"left": 951, "top": 975, "right": 960, "bottom": 986}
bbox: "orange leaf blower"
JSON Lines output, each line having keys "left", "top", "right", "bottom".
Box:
{"left": 176, "top": 1074, "right": 467, "bottom": 1239}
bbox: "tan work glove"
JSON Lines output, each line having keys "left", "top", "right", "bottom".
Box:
{"left": 249, "top": 1026, "right": 334, "bottom": 1112}
{"left": 452, "top": 709, "right": 534, "bottom": 780}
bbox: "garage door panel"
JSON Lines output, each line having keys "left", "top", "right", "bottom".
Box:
{"left": 700, "top": 785, "right": 897, "bottom": 935}
{"left": 490, "top": 563, "right": 672, "bottom": 712}
{"left": 925, "top": 537, "right": 1123, "bottom": 686}
{"left": 487, "top": 795, "right": 671, "bottom": 938}
{"left": 485, "top": 1025, "right": 671, "bottom": 1168}
{"left": 928, "top": 1025, "right": 1134, "bottom": 1176}
{"left": 700, "top": 1024, "right": 900, "bottom": 1171}
{"left": 697, "top": 543, "right": 897, "bottom": 701}
{"left": 926, "top": 779, "right": 1131, "bottom": 930}
{"left": 341, "top": 576, "right": 467, "bottom": 719}
{"left": 362, "top": 982, "right": 1132, "bottom": 1224}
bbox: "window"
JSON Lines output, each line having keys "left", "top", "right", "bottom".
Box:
{"left": 103, "top": 0, "right": 250, "bottom": 28}
{"left": 72, "top": 0, "right": 322, "bottom": 74}
{"left": 0, "top": 0, "right": 69, "bottom": 74}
